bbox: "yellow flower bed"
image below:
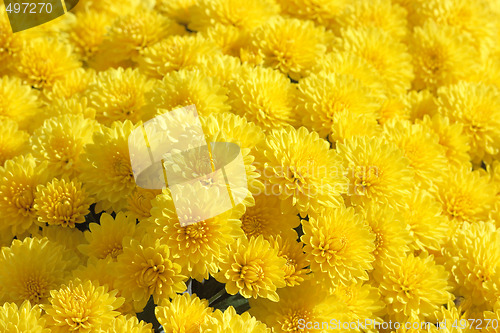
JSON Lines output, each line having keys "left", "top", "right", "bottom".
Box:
{"left": 1, "top": 0, "right": 500, "bottom": 332}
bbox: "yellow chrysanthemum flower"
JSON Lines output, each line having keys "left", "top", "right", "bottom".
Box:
{"left": 34, "top": 178, "right": 93, "bottom": 228}
{"left": 0, "top": 6, "right": 23, "bottom": 72}
{"left": 126, "top": 187, "right": 160, "bottom": 222}
{"left": 240, "top": 194, "right": 300, "bottom": 241}
{"left": 43, "top": 279, "right": 124, "bottom": 333}
{"left": 80, "top": 120, "right": 136, "bottom": 212}
{"left": 276, "top": 0, "right": 347, "bottom": 27}
{"left": 417, "top": 114, "right": 470, "bottom": 169}
{"left": 0, "top": 154, "right": 49, "bottom": 235}
{"left": 378, "top": 94, "right": 410, "bottom": 125}
{"left": 249, "top": 279, "right": 345, "bottom": 332}
{"left": 383, "top": 119, "right": 448, "bottom": 189}
{"left": 328, "top": 110, "right": 381, "bottom": 146}
{"left": 302, "top": 206, "right": 375, "bottom": 287}
{"left": 155, "top": 0, "right": 197, "bottom": 25}
{"left": 98, "top": 315, "right": 153, "bottom": 333}
{"left": 270, "top": 234, "right": 310, "bottom": 287}
{"left": 0, "top": 118, "right": 29, "bottom": 166}
{"left": 149, "top": 186, "right": 244, "bottom": 281}
{"left": 114, "top": 235, "right": 187, "bottom": 312}
{"left": 336, "top": 0, "right": 408, "bottom": 40}
{"left": 43, "top": 68, "right": 95, "bottom": 103}
{"left": 0, "top": 75, "right": 40, "bottom": 131}
{"left": 483, "top": 301, "right": 500, "bottom": 333}
{"left": 30, "top": 114, "right": 99, "bottom": 178}
{"left": 227, "top": 65, "right": 298, "bottom": 131}
{"left": 336, "top": 136, "right": 414, "bottom": 208}
{"left": 101, "top": 8, "right": 186, "bottom": 64}
{"left": 138, "top": 35, "right": 221, "bottom": 79}
{"left": 0, "top": 301, "right": 49, "bottom": 333}
{"left": 145, "top": 69, "right": 229, "bottom": 118}
{"left": 155, "top": 293, "right": 213, "bottom": 333}
{"left": 47, "top": 96, "right": 97, "bottom": 121}
{"left": 412, "top": 0, "right": 496, "bottom": 56}
{"left": 313, "top": 52, "right": 387, "bottom": 99}
{"left": 359, "top": 203, "right": 411, "bottom": 270}
{"left": 217, "top": 235, "right": 286, "bottom": 301}
{"left": 193, "top": 54, "right": 242, "bottom": 90}
{"left": 409, "top": 20, "right": 478, "bottom": 92}
{"left": 189, "top": 0, "right": 279, "bottom": 32}
{"left": 432, "top": 301, "right": 479, "bottom": 333}
{"left": 68, "top": 10, "right": 114, "bottom": 61}
{"left": 87, "top": 68, "right": 155, "bottom": 126}
{"left": 78, "top": 212, "right": 138, "bottom": 260}
{"left": 202, "top": 306, "right": 271, "bottom": 333}
{"left": 375, "top": 253, "right": 453, "bottom": 322}
{"left": 431, "top": 167, "right": 495, "bottom": 228}
{"left": 251, "top": 17, "right": 328, "bottom": 81}
{"left": 0, "top": 237, "right": 77, "bottom": 305}
{"left": 72, "top": 256, "right": 134, "bottom": 315}
{"left": 200, "top": 24, "right": 250, "bottom": 58}
{"left": 256, "top": 126, "right": 347, "bottom": 216}
{"left": 336, "top": 27, "right": 413, "bottom": 94}
{"left": 296, "top": 72, "right": 380, "bottom": 139}
{"left": 13, "top": 37, "right": 81, "bottom": 89}
{"left": 437, "top": 81, "right": 500, "bottom": 163}
{"left": 398, "top": 189, "right": 449, "bottom": 253}
{"left": 201, "top": 112, "right": 265, "bottom": 150}
{"left": 330, "top": 281, "right": 384, "bottom": 329}
{"left": 441, "top": 221, "right": 500, "bottom": 311}
{"left": 405, "top": 89, "right": 438, "bottom": 122}
{"left": 36, "top": 224, "right": 87, "bottom": 262}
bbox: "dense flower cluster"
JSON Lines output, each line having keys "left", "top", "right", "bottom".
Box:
{"left": 1, "top": 0, "right": 500, "bottom": 332}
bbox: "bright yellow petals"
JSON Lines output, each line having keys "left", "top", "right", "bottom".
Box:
{"left": 252, "top": 17, "right": 328, "bottom": 81}
{"left": 0, "top": 75, "right": 40, "bottom": 131}
{"left": 256, "top": 126, "right": 347, "bottom": 216}
{"left": 0, "top": 118, "right": 29, "bottom": 166}
{"left": 336, "top": 27, "right": 413, "bottom": 94}
{"left": 0, "top": 237, "right": 76, "bottom": 305}
{"left": 227, "top": 66, "right": 298, "bottom": 131}
{"left": 69, "top": 10, "right": 114, "bottom": 61}
{"left": 78, "top": 212, "right": 138, "bottom": 260}
{"left": 34, "top": 178, "right": 92, "bottom": 228}
{"left": 13, "top": 37, "right": 81, "bottom": 90}
{"left": 30, "top": 114, "right": 99, "bottom": 178}
{"left": 337, "top": 136, "right": 414, "bottom": 208}
{"left": 149, "top": 188, "right": 244, "bottom": 281}
{"left": 155, "top": 293, "right": 213, "bottom": 333}
{"left": 189, "top": 0, "right": 279, "bottom": 32}
{"left": 114, "top": 235, "right": 187, "bottom": 312}
{"left": 437, "top": 81, "right": 500, "bottom": 163}
{"left": 146, "top": 69, "right": 229, "bottom": 117}
{"left": 337, "top": 0, "right": 408, "bottom": 40}
{"left": 239, "top": 194, "right": 300, "bottom": 241}
{"left": 138, "top": 35, "right": 221, "bottom": 79}
{"left": 43, "top": 279, "right": 124, "bottom": 333}
{"left": 410, "top": 21, "right": 478, "bottom": 92}
{"left": 0, "top": 301, "right": 49, "bottom": 332}
{"left": 302, "top": 206, "right": 375, "bottom": 287}
{"left": 202, "top": 306, "right": 271, "bottom": 333}
{"left": 0, "top": 155, "right": 49, "bottom": 235}
{"left": 217, "top": 235, "right": 286, "bottom": 302}
{"left": 80, "top": 120, "right": 136, "bottom": 212}
{"left": 296, "top": 72, "right": 380, "bottom": 139}
{"left": 87, "top": 68, "right": 155, "bottom": 126}
{"left": 375, "top": 253, "right": 453, "bottom": 322}
{"left": 270, "top": 234, "right": 310, "bottom": 287}
{"left": 383, "top": 119, "right": 448, "bottom": 189}
{"left": 249, "top": 279, "right": 345, "bottom": 332}
{"left": 441, "top": 221, "right": 500, "bottom": 311}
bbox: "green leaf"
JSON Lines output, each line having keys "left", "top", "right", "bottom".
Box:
{"left": 212, "top": 294, "right": 250, "bottom": 314}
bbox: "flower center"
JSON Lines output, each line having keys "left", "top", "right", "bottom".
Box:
{"left": 241, "top": 214, "right": 263, "bottom": 237}
{"left": 13, "top": 186, "right": 34, "bottom": 213}
{"left": 280, "top": 309, "right": 313, "bottom": 332}
{"left": 23, "top": 275, "right": 49, "bottom": 304}
{"left": 138, "top": 260, "right": 165, "bottom": 288}
{"left": 239, "top": 260, "right": 265, "bottom": 284}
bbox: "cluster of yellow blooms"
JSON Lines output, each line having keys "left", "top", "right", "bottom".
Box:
{"left": 1, "top": 0, "right": 500, "bottom": 331}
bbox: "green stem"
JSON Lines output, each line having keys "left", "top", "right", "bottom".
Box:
{"left": 208, "top": 287, "right": 227, "bottom": 306}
